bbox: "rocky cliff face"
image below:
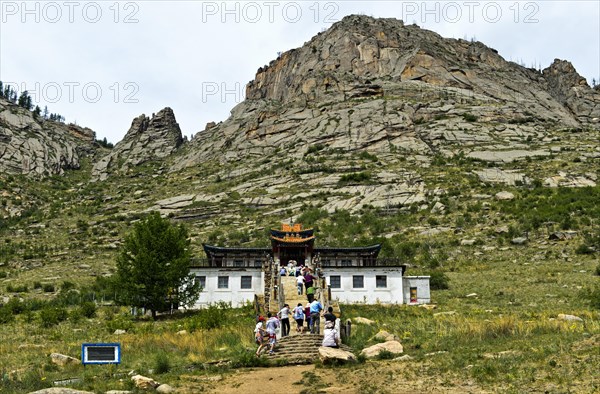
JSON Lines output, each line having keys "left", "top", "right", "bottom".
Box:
{"left": 92, "top": 107, "right": 183, "bottom": 181}
{"left": 0, "top": 98, "right": 96, "bottom": 177}
{"left": 174, "top": 15, "right": 598, "bottom": 171}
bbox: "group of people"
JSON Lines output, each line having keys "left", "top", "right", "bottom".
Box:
{"left": 254, "top": 304, "right": 340, "bottom": 356}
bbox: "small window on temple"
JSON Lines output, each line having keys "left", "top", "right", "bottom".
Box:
{"left": 376, "top": 275, "right": 387, "bottom": 288}
{"left": 240, "top": 276, "right": 252, "bottom": 289}
{"left": 234, "top": 260, "right": 244, "bottom": 267}
{"left": 341, "top": 259, "right": 352, "bottom": 267}
{"left": 352, "top": 275, "right": 364, "bottom": 289}
{"left": 330, "top": 275, "right": 341, "bottom": 289}
{"left": 254, "top": 259, "right": 263, "bottom": 267}
{"left": 195, "top": 275, "right": 206, "bottom": 289}
{"left": 217, "top": 276, "right": 229, "bottom": 289}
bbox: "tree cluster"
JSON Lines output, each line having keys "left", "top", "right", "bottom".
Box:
{"left": 0, "top": 81, "right": 65, "bottom": 123}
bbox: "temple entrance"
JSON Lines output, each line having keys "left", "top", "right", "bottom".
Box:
{"left": 271, "top": 223, "right": 314, "bottom": 267}
{"left": 279, "top": 247, "right": 306, "bottom": 266}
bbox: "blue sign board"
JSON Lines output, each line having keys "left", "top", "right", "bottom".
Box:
{"left": 81, "top": 343, "right": 121, "bottom": 365}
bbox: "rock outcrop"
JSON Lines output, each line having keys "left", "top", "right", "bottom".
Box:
{"left": 92, "top": 107, "right": 183, "bottom": 181}
{"left": 0, "top": 98, "right": 95, "bottom": 177}
{"left": 543, "top": 59, "right": 600, "bottom": 124}
{"left": 174, "top": 15, "right": 599, "bottom": 173}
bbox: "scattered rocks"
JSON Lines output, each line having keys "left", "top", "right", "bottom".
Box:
{"left": 131, "top": 375, "right": 159, "bottom": 390}
{"left": 495, "top": 191, "right": 515, "bottom": 200}
{"left": 466, "top": 293, "right": 478, "bottom": 298}
{"left": 353, "top": 317, "right": 375, "bottom": 325}
{"left": 474, "top": 169, "right": 529, "bottom": 186}
{"left": 318, "top": 346, "right": 356, "bottom": 364}
{"left": 156, "top": 384, "right": 176, "bottom": 393}
{"left": 461, "top": 239, "right": 476, "bottom": 246}
{"left": 105, "top": 391, "right": 133, "bottom": 394}
{"left": 393, "top": 355, "right": 414, "bottom": 361}
{"left": 113, "top": 329, "right": 127, "bottom": 335}
{"left": 373, "top": 330, "right": 399, "bottom": 342}
{"left": 549, "top": 231, "right": 577, "bottom": 241}
{"left": 483, "top": 350, "right": 521, "bottom": 359}
{"left": 360, "top": 340, "right": 403, "bottom": 358}
{"left": 28, "top": 389, "right": 94, "bottom": 394}
{"left": 557, "top": 314, "right": 583, "bottom": 322}
{"left": 511, "top": 237, "right": 528, "bottom": 245}
{"left": 50, "top": 353, "right": 79, "bottom": 366}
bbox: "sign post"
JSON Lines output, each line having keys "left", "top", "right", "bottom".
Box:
{"left": 81, "top": 343, "right": 121, "bottom": 365}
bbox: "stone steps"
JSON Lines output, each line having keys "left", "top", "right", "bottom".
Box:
{"left": 264, "top": 334, "right": 353, "bottom": 364}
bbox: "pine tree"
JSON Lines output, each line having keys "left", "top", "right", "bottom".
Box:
{"left": 43, "top": 106, "right": 49, "bottom": 119}
{"left": 115, "top": 212, "right": 201, "bottom": 319}
{"left": 0, "top": 81, "right": 3, "bottom": 98}
{"left": 33, "top": 105, "right": 41, "bottom": 118}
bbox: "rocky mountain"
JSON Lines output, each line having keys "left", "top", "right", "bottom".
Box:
{"left": 0, "top": 14, "right": 599, "bottom": 279}
{"left": 91, "top": 107, "right": 183, "bottom": 181}
{"left": 174, "top": 15, "right": 598, "bottom": 173}
{"left": 0, "top": 98, "right": 96, "bottom": 177}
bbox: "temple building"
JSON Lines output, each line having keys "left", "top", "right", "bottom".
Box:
{"left": 189, "top": 223, "right": 430, "bottom": 309}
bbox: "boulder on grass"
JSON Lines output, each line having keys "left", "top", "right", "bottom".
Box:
{"left": 156, "top": 384, "right": 176, "bottom": 393}
{"left": 360, "top": 340, "right": 403, "bottom": 358}
{"left": 372, "top": 330, "right": 399, "bottom": 342}
{"left": 50, "top": 353, "right": 80, "bottom": 366}
{"left": 318, "top": 346, "right": 356, "bottom": 364}
{"left": 131, "top": 375, "right": 159, "bottom": 390}
{"left": 353, "top": 317, "right": 375, "bottom": 325}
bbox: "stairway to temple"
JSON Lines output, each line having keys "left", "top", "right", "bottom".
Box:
{"left": 264, "top": 334, "right": 353, "bottom": 364}
{"left": 280, "top": 275, "right": 321, "bottom": 335}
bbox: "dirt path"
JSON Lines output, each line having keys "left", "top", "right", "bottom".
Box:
{"left": 178, "top": 362, "right": 488, "bottom": 393}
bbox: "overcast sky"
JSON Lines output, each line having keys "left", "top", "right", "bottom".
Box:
{"left": 1, "top": 1, "right": 598, "bottom": 143}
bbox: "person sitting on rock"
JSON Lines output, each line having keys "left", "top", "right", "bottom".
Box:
{"left": 322, "top": 320, "right": 340, "bottom": 348}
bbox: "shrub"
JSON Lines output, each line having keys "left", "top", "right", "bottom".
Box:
{"left": 376, "top": 349, "right": 396, "bottom": 360}
{"left": 154, "top": 352, "right": 171, "bottom": 374}
{"left": 429, "top": 270, "right": 450, "bottom": 290}
{"left": 42, "top": 283, "right": 55, "bottom": 292}
{"left": 186, "top": 303, "right": 230, "bottom": 331}
{"left": 39, "top": 306, "right": 68, "bottom": 327}
{"left": 6, "top": 284, "right": 28, "bottom": 293}
{"left": 4, "top": 297, "right": 26, "bottom": 315}
{"left": 0, "top": 306, "right": 14, "bottom": 324}
{"left": 61, "top": 281, "right": 76, "bottom": 291}
{"left": 338, "top": 172, "right": 372, "bottom": 185}
{"left": 79, "top": 301, "right": 97, "bottom": 318}
{"left": 588, "top": 284, "right": 600, "bottom": 310}
{"left": 463, "top": 113, "right": 478, "bottom": 122}
{"left": 33, "top": 281, "right": 42, "bottom": 289}
{"left": 595, "top": 263, "right": 600, "bottom": 276}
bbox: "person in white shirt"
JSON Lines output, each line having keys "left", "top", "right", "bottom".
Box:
{"left": 296, "top": 274, "right": 305, "bottom": 295}
{"left": 322, "top": 320, "right": 340, "bottom": 348}
{"left": 278, "top": 304, "right": 291, "bottom": 337}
